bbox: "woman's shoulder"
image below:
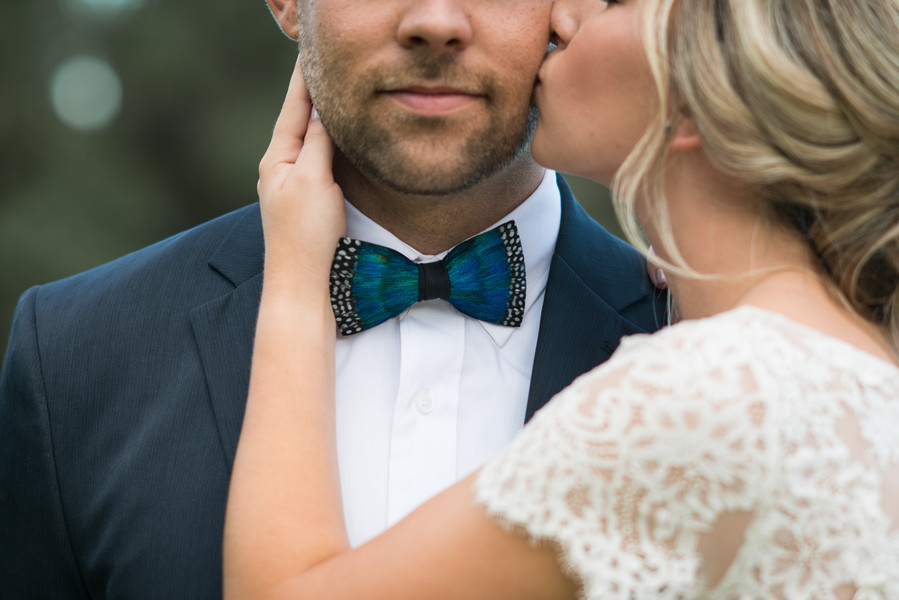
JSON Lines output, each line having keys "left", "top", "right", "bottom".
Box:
{"left": 478, "top": 309, "right": 788, "bottom": 517}
{"left": 477, "top": 306, "right": 899, "bottom": 599}
{"left": 482, "top": 303, "right": 897, "bottom": 532}
{"left": 475, "top": 308, "right": 787, "bottom": 598}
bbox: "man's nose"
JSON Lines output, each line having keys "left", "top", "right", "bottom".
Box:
{"left": 396, "top": 0, "right": 474, "bottom": 53}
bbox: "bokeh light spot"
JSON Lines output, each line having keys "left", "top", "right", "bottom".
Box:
{"left": 50, "top": 55, "right": 123, "bottom": 132}
{"left": 66, "top": 0, "right": 146, "bottom": 16}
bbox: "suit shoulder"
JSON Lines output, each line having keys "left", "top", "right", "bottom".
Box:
{"left": 31, "top": 204, "right": 261, "bottom": 321}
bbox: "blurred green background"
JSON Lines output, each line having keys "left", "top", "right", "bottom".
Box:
{"left": 0, "top": 0, "right": 620, "bottom": 365}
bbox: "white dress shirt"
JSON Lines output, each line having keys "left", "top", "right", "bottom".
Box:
{"left": 335, "top": 170, "right": 562, "bottom": 547}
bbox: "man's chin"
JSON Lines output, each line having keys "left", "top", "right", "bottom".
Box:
{"left": 361, "top": 162, "right": 490, "bottom": 196}
{"left": 335, "top": 140, "right": 495, "bottom": 196}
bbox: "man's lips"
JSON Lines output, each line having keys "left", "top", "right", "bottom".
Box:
{"left": 383, "top": 87, "right": 483, "bottom": 115}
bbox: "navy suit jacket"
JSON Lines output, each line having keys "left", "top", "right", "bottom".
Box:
{"left": 0, "top": 174, "right": 665, "bottom": 598}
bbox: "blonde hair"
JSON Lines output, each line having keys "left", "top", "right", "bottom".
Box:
{"left": 614, "top": 0, "right": 899, "bottom": 344}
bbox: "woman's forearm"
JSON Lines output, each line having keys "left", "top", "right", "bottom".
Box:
{"left": 224, "top": 274, "right": 348, "bottom": 599}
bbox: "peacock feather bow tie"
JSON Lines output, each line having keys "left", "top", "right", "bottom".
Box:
{"left": 330, "top": 221, "right": 526, "bottom": 336}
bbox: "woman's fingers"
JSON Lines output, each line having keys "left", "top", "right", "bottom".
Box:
{"left": 258, "top": 57, "right": 313, "bottom": 194}
{"left": 286, "top": 112, "right": 336, "bottom": 190}
{"left": 278, "top": 113, "right": 345, "bottom": 253}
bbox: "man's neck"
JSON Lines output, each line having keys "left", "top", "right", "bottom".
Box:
{"left": 333, "top": 153, "right": 546, "bottom": 255}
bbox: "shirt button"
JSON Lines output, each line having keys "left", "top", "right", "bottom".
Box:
{"left": 417, "top": 391, "right": 435, "bottom": 415}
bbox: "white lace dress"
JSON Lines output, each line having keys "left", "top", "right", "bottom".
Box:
{"left": 475, "top": 306, "right": 899, "bottom": 599}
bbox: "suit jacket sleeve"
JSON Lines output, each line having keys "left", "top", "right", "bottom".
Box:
{"left": 0, "top": 286, "right": 90, "bottom": 597}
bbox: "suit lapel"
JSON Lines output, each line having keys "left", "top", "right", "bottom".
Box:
{"left": 190, "top": 207, "right": 265, "bottom": 466}
{"left": 526, "top": 254, "right": 642, "bottom": 420}
{"left": 526, "top": 175, "right": 658, "bottom": 421}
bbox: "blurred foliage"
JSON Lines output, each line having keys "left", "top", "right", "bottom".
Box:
{"left": 0, "top": 0, "right": 621, "bottom": 365}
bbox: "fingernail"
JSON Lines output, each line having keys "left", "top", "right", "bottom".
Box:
{"left": 310, "top": 106, "right": 321, "bottom": 122}
{"left": 655, "top": 268, "right": 668, "bottom": 287}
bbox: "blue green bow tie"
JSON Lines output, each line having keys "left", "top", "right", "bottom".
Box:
{"left": 330, "top": 221, "right": 526, "bottom": 336}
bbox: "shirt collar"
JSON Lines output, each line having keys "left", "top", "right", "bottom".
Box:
{"left": 344, "top": 170, "right": 562, "bottom": 346}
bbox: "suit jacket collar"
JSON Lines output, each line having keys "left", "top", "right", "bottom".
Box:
{"left": 207, "top": 205, "right": 265, "bottom": 287}
{"left": 191, "top": 206, "right": 264, "bottom": 464}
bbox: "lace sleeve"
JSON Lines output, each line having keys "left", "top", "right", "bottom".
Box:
{"left": 474, "top": 331, "right": 776, "bottom": 600}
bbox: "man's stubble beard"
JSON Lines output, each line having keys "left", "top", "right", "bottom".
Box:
{"left": 298, "top": 31, "right": 537, "bottom": 197}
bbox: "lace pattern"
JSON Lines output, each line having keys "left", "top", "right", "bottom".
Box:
{"left": 475, "top": 307, "right": 899, "bottom": 599}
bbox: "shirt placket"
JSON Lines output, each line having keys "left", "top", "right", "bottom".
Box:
{"left": 385, "top": 301, "right": 464, "bottom": 527}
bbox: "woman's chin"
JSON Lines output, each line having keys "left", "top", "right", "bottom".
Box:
{"left": 530, "top": 132, "right": 615, "bottom": 185}
{"left": 528, "top": 130, "right": 553, "bottom": 171}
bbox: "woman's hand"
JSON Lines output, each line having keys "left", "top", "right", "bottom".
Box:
{"left": 257, "top": 57, "right": 345, "bottom": 288}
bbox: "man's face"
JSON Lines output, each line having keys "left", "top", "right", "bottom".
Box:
{"left": 298, "top": 0, "right": 551, "bottom": 196}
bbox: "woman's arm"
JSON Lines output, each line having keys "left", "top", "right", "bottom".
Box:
{"left": 222, "top": 58, "right": 576, "bottom": 600}
{"left": 271, "top": 472, "right": 576, "bottom": 600}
